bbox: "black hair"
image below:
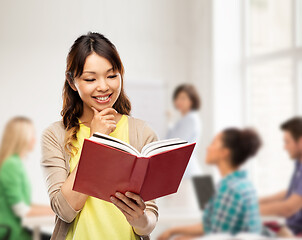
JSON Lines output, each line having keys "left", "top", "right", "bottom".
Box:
{"left": 222, "top": 128, "right": 262, "bottom": 168}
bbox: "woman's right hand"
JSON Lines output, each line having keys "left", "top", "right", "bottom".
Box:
{"left": 90, "top": 107, "right": 117, "bottom": 137}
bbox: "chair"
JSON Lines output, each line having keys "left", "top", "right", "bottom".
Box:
{"left": 0, "top": 224, "right": 11, "bottom": 240}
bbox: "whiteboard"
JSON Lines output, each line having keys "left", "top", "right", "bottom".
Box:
{"left": 124, "top": 79, "right": 167, "bottom": 139}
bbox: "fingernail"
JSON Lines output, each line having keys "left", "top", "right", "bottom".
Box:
{"left": 115, "top": 192, "right": 120, "bottom": 197}
{"left": 125, "top": 192, "right": 130, "bottom": 197}
{"left": 110, "top": 196, "right": 115, "bottom": 202}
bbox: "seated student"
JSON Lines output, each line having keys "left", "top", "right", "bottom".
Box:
{"left": 260, "top": 117, "right": 302, "bottom": 236}
{"left": 0, "top": 117, "right": 54, "bottom": 240}
{"left": 157, "top": 128, "right": 262, "bottom": 240}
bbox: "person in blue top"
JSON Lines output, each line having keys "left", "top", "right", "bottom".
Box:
{"left": 166, "top": 84, "right": 202, "bottom": 177}
{"left": 163, "top": 84, "right": 202, "bottom": 216}
{"left": 158, "top": 127, "right": 262, "bottom": 239}
{"left": 260, "top": 117, "right": 302, "bottom": 237}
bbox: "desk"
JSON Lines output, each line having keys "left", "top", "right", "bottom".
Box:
{"left": 151, "top": 208, "right": 202, "bottom": 239}
{"left": 22, "top": 215, "right": 55, "bottom": 240}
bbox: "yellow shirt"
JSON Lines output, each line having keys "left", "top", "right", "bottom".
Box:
{"left": 66, "top": 115, "right": 139, "bottom": 240}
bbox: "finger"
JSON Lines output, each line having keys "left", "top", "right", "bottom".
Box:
{"left": 108, "top": 123, "right": 116, "bottom": 132}
{"left": 114, "top": 204, "right": 133, "bottom": 221}
{"left": 102, "top": 115, "right": 116, "bottom": 121}
{"left": 99, "top": 108, "right": 118, "bottom": 116}
{"left": 107, "top": 120, "right": 117, "bottom": 125}
{"left": 125, "top": 192, "right": 146, "bottom": 210}
{"left": 114, "top": 192, "right": 144, "bottom": 214}
{"left": 110, "top": 196, "right": 135, "bottom": 216}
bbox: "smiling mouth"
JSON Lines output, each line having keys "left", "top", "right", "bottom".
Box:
{"left": 92, "top": 93, "right": 113, "bottom": 103}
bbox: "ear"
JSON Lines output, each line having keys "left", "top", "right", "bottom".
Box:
{"left": 66, "top": 72, "right": 77, "bottom": 92}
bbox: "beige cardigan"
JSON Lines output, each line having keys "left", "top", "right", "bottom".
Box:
{"left": 41, "top": 116, "right": 159, "bottom": 240}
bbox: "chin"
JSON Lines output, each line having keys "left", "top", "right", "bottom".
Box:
{"left": 92, "top": 102, "right": 114, "bottom": 111}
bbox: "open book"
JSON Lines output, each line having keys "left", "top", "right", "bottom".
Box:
{"left": 73, "top": 132, "right": 196, "bottom": 202}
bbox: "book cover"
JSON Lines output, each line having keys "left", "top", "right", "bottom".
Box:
{"left": 73, "top": 139, "right": 195, "bottom": 202}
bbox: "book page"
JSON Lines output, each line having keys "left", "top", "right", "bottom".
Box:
{"left": 90, "top": 133, "right": 140, "bottom": 156}
{"left": 142, "top": 139, "right": 188, "bottom": 157}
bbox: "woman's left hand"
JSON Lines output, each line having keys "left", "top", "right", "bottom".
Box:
{"left": 110, "top": 191, "right": 149, "bottom": 231}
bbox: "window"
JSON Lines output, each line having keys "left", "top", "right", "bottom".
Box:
{"left": 244, "top": 0, "right": 302, "bottom": 195}
{"left": 248, "top": 0, "right": 292, "bottom": 55}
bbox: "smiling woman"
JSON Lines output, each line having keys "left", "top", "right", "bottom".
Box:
{"left": 69, "top": 53, "right": 122, "bottom": 124}
{"left": 41, "top": 32, "right": 159, "bottom": 240}
{"left": 62, "top": 33, "right": 131, "bottom": 156}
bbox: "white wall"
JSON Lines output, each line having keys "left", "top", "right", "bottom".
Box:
{"left": 212, "top": 0, "right": 243, "bottom": 132}
{"left": 0, "top": 0, "right": 214, "bottom": 203}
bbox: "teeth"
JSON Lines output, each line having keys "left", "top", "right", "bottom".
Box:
{"left": 96, "top": 95, "right": 109, "bottom": 101}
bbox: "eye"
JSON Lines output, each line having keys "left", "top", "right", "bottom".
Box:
{"left": 108, "top": 75, "right": 118, "bottom": 79}
{"left": 84, "top": 78, "right": 96, "bottom": 82}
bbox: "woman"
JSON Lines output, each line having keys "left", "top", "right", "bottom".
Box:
{"left": 161, "top": 84, "right": 202, "bottom": 214}
{"left": 0, "top": 117, "right": 53, "bottom": 240}
{"left": 41, "top": 32, "right": 159, "bottom": 240}
{"left": 166, "top": 84, "right": 202, "bottom": 177}
{"left": 158, "top": 128, "right": 262, "bottom": 239}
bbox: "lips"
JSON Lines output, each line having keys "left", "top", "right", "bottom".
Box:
{"left": 92, "top": 93, "right": 113, "bottom": 104}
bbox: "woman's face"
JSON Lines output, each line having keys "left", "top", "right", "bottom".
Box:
{"left": 72, "top": 52, "right": 121, "bottom": 113}
{"left": 174, "top": 91, "right": 192, "bottom": 115}
{"left": 205, "top": 133, "right": 229, "bottom": 165}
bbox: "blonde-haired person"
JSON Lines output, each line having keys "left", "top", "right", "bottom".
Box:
{"left": 0, "top": 117, "right": 53, "bottom": 240}
{"left": 41, "top": 32, "right": 159, "bottom": 240}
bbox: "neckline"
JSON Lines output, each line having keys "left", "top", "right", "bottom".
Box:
{"left": 222, "top": 170, "right": 247, "bottom": 183}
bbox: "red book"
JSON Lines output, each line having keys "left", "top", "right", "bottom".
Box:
{"left": 73, "top": 133, "right": 196, "bottom": 202}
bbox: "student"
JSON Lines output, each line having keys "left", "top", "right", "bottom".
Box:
{"left": 41, "top": 32, "right": 159, "bottom": 240}
{"left": 0, "top": 117, "right": 53, "bottom": 240}
{"left": 158, "top": 128, "right": 262, "bottom": 239}
{"left": 260, "top": 117, "right": 302, "bottom": 236}
{"left": 166, "top": 84, "right": 202, "bottom": 177}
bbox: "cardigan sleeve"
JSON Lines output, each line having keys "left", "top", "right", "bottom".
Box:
{"left": 41, "top": 122, "right": 81, "bottom": 223}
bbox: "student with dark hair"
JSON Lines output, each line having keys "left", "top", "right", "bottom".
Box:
{"left": 158, "top": 128, "right": 262, "bottom": 239}
{"left": 41, "top": 32, "right": 159, "bottom": 240}
{"left": 260, "top": 116, "right": 302, "bottom": 236}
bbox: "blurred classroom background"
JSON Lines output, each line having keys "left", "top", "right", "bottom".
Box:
{"left": 0, "top": 0, "right": 302, "bottom": 239}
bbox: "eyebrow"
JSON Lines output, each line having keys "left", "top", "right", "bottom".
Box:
{"left": 82, "top": 68, "right": 114, "bottom": 74}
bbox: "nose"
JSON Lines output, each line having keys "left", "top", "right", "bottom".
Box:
{"left": 96, "top": 78, "right": 109, "bottom": 92}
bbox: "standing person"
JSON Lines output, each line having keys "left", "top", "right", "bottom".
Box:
{"left": 260, "top": 117, "right": 302, "bottom": 236}
{"left": 166, "top": 84, "right": 202, "bottom": 177}
{"left": 0, "top": 117, "right": 53, "bottom": 240}
{"left": 161, "top": 84, "right": 202, "bottom": 214}
{"left": 41, "top": 32, "right": 159, "bottom": 240}
{"left": 158, "top": 128, "right": 262, "bottom": 239}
